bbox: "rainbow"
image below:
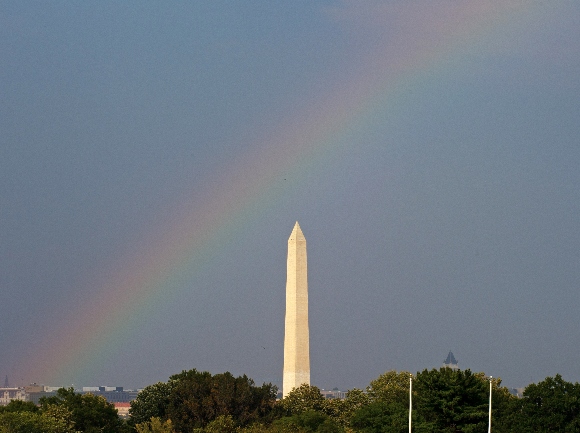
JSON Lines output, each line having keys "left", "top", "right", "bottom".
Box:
{"left": 23, "top": 1, "right": 545, "bottom": 385}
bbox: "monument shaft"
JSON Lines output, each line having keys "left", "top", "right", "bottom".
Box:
{"left": 283, "top": 222, "right": 310, "bottom": 398}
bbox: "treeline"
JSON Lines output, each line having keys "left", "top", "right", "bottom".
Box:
{"left": 0, "top": 387, "right": 124, "bottom": 433}
{"left": 1, "top": 368, "right": 580, "bottom": 432}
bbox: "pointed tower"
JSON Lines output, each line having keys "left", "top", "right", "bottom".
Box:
{"left": 443, "top": 351, "right": 459, "bottom": 371}
{"left": 283, "top": 222, "right": 310, "bottom": 398}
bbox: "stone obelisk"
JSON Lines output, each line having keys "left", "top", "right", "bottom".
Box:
{"left": 283, "top": 221, "right": 310, "bottom": 398}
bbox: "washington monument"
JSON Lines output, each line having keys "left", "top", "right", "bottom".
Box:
{"left": 283, "top": 221, "right": 310, "bottom": 398}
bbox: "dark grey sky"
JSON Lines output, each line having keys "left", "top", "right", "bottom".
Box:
{"left": 1, "top": 1, "right": 579, "bottom": 391}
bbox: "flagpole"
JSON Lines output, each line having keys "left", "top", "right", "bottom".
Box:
{"left": 409, "top": 374, "right": 413, "bottom": 433}
{"left": 488, "top": 376, "right": 492, "bottom": 433}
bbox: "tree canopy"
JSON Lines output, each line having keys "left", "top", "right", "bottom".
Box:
{"left": 39, "top": 387, "right": 124, "bottom": 433}
{"left": 501, "top": 374, "right": 580, "bottom": 432}
{"left": 414, "top": 368, "right": 490, "bottom": 432}
{"left": 129, "top": 368, "right": 277, "bottom": 432}
{"left": 0, "top": 410, "right": 74, "bottom": 433}
{"left": 129, "top": 382, "right": 173, "bottom": 426}
{"left": 367, "top": 370, "right": 411, "bottom": 405}
{"left": 281, "top": 384, "right": 327, "bottom": 415}
{"left": 4, "top": 368, "right": 579, "bottom": 433}
{"left": 0, "top": 400, "right": 39, "bottom": 414}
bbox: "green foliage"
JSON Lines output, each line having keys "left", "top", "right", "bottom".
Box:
{"left": 278, "top": 385, "right": 351, "bottom": 431}
{"left": 128, "top": 369, "right": 276, "bottom": 432}
{"left": 129, "top": 382, "right": 173, "bottom": 426}
{"left": 342, "top": 388, "right": 371, "bottom": 413}
{"left": 345, "top": 370, "right": 412, "bottom": 432}
{"left": 0, "top": 400, "right": 39, "bottom": 414}
{"left": 165, "top": 369, "right": 277, "bottom": 432}
{"left": 414, "top": 368, "right": 489, "bottom": 433}
{"left": 0, "top": 411, "right": 45, "bottom": 433}
{"left": 40, "top": 404, "right": 76, "bottom": 433}
{"left": 320, "top": 398, "right": 342, "bottom": 421}
{"left": 282, "top": 384, "right": 326, "bottom": 415}
{"left": 39, "top": 387, "right": 122, "bottom": 433}
{"left": 0, "top": 410, "right": 73, "bottom": 433}
{"left": 135, "top": 416, "right": 175, "bottom": 433}
{"left": 7, "top": 368, "right": 576, "bottom": 433}
{"left": 350, "top": 400, "right": 409, "bottom": 433}
{"left": 504, "top": 374, "right": 580, "bottom": 432}
{"left": 322, "top": 388, "right": 370, "bottom": 428}
{"left": 198, "top": 414, "right": 237, "bottom": 433}
{"left": 236, "top": 424, "right": 272, "bottom": 433}
{"left": 352, "top": 369, "right": 515, "bottom": 433}
{"left": 367, "top": 371, "right": 412, "bottom": 405}
{"left": 274, "top": 410, "right": 343, "bottom": 433}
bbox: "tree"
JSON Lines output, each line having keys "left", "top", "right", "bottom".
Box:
{"left": 0, "top": 410, "right": 74, "bottom": 433}
{"left": 347, "top": 371, "right": 416, "bottom": 433}
{"left": 40, "top": 387, "right": 123, "bottom": 433}
{"left": 128, "top": 369, "right": 276, "bottom": 432}
{"left": 323, "top": 388, "right": 370, "bottom": 428}
{"left": 367, "top": 371, "right": 412, "bottom": 405}
{"left": 135, "top": 416, "right": 175, "bottom": 433}
{"left": 166, "top": 369, "right": 277, "bottom": 432}
{"left": 40, "top": 404, "right": 76, "bottom": 433}
{"left": 350, "top": 400, "right": 409, "bottom": 433}
{"left": 504, "top": 374, "right": 580, "bottom": 432}
{"left": 0, "top": 411, "right": 44, "bottom": 433}
{"left": 130, "top": 382, "right": 173, "bottom": 426}
{"left": 273, "top": 410, "right": 343, "bottom": 433}
{"left": 277, "top": 385, "right": 347, "bottom": 432}
{"left": 281, "top": 384, "right": 326, "bottom": 415}
{"left": 0, "top": 400, "right": 39, "bottom": 414}
{"left": 200, "top": 414, "right": 237, "bottom": 433}
{"left": 414, "top": 368, "right": 489, "bottom": 433}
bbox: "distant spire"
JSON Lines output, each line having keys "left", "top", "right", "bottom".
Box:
{"left": 4, "top": 375, "right": 8, "bottom": 387}
{"left": 443, "top": 351, "right": 459, "bottom": 370}
{"left": 444, "top": 351, "right": 458, "bottom": 365}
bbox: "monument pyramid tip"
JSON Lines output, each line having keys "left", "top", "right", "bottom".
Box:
{"left": 290, "top": 221, "right": 305, "bottom": 240}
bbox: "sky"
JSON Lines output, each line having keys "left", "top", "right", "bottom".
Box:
{"left": 1, "top": 1, "right": 579, "bottom": 392}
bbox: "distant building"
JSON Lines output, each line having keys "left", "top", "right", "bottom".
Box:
{"left": 509, "top": 387, "right": 525, "bottom": 398}
{"left": 443, "top": 351, "right": 459, "bottom": 370}
{"left": 0, "top": 388, "right": 27, "bottom": 406}
{"left": 320, "top": 388, "right": 346, "bottom": 399}
{"left": 27, "top": 390, "right": 59, "bottom": 405}
{"left": 24, "top": 384, "right": 45, "bottom": 393}
{"left": 87, "top": 388, "right": 139, "bottom": 403}
{"left": 114, "top": 402, "right": 131, "bottom": 419}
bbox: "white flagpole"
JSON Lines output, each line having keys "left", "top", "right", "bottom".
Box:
{"left": 488, "top": 376, "right": 492, "bottom": 433}
{"left": 409, "top": 374, "right": 413, "bottom": 433}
